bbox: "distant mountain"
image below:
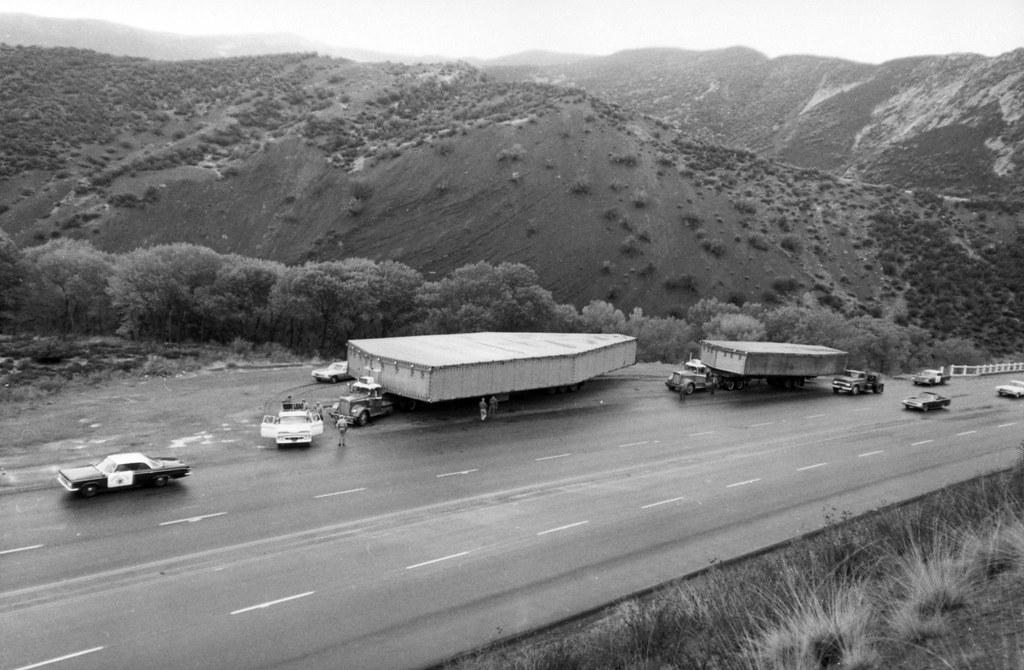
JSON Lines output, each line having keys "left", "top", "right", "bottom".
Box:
{"left": 486, "top": 46, "right": 1024, "bottom": 197}
{"left": 1, "top": 47, "right": 1021, "bottom": 352}
{"left": 0, "top": 12, "right": 413, "bottom": 62}
{"left": 480, "top": 50, "right": 596, "bottom": 68}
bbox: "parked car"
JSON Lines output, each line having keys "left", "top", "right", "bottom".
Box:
{"left": 996, "top": 380, "right": 1024, "bottom": 398}
{"left": 902, "top": 391, "right": 951, "bottom": 412}
{"left": 312, "top": 361, "right": 353, "bottom": 383}
{"left": 911, "top": 368, "right": 950, "bottom": 385}
{"left": 57, "top": 453, "right": 191, "bottom": 497}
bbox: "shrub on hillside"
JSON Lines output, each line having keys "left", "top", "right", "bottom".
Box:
{"left": 702, "top": 238, "right": 727, "bottom": 257}
{"left": 568, "top": 176, "right": 592, "bottom": 194}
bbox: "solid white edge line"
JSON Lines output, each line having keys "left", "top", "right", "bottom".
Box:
{"left": 911, "top": 440, "right": 934, "bottom": 446}
{"left": 726, "top": 478, "right": 761, "bottom": 488}
{"left": 797, "top": 463, "right": 827, "bottom": 471}
{"left": 159, "top": 512, "right": 227, "bottom": 526}
{"left": 230, "top": 591, "right": 315, "bottom": 615}
{"left": 314, "top": 487, "right": 367, "bottom": 498}
{"left": 858, "top": 450, "right": 884, "bottom": 457}
{"left": 12, "top": 646, "right": 104, "bottom": 670}
{"left": 405, "top": 551, "right": 470, "bottom": 570}
{"left": 641, "top": 496, "right": 686, "bottom": 509}
{"left": 436, "top": 469, "right": 479, "bottom": 478}
{"left": 535, "top": 453, "right": 572, "bottom": 461}
{"left": 537, "top": 521, "right": 589, "bottom": 536}
{"left": 0, "top": 543, "right": 44, "bottom": 556}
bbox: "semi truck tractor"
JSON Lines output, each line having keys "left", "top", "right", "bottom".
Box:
{"left": 697, "top": 340, "right": 849, "bottom": 390}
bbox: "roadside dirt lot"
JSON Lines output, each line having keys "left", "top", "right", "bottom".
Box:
{"left": 0, "top": 362, "right": 668, "bottom": 492}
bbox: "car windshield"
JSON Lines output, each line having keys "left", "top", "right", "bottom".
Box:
{"left": 279, "top": 414, "right": 310, "bottom": 425}
{"left": 95, "top": 457, "right": 117, "bottom": 474}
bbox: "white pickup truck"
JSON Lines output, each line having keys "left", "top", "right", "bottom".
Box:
{"left": 260, "top": 400, "right": 324, "bottom": 447}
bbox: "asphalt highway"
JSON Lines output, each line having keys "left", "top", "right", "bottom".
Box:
{"left": 2, "top": 372, "right": 1021, "bottom": 670}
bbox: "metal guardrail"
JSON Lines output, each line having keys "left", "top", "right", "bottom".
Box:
{"left": 949, "top": 362, "right": 1024, "bottom": 376}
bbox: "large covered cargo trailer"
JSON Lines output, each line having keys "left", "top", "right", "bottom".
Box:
{"left": 699, "top": 340, "right": 848, "bottom": 390}
{"left": 345, "top": 332, "right": 637, "bottom": 404}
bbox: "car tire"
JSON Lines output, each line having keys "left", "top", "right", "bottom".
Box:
{"left": 875, "top": 384, "right": 884, "bottom": 393}
{"left": 153, "top": 475, "right": 168, "bottom": 487}
{"left": 80, "top": 483, "right": 99, "bottom": 498}
{"left": 922, "top": 404, "right": 929, "bottom": 412}
{"left": 851, "top": 386, "right": 860, "bottom": 396}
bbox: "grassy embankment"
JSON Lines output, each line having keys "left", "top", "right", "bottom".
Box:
{"left": 449, "top": 450, "right": 1024, "bottom": 670}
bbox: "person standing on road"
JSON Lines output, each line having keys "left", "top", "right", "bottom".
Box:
{"left": 488, "top": 395, "right": 499, "bottom": 418}
{"left": 336, "top": 416, "right": 348, "bottom": 447}
{"left": 479, "top": 397, "right": 488, "bottom": 421}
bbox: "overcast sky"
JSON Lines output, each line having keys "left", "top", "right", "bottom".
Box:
{"left": 1, "top": 0, "right": 1021, "bottom": 63}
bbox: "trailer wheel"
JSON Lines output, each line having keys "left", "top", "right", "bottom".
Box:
{"left": 723, "top": 380, "right": 735, "bottom": 391}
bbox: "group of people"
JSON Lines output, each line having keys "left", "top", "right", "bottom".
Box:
{"left": 331, "top": 394, "right": 501, "bottom": 448}
{"left": 479, "top": 395, "right": 499, "bottom": 421}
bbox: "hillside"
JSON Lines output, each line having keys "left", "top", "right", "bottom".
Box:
{"left": 486, "top": 46, "right": 1024, "bottom": 198}
{"left": 0, "top": 46, "right": 1022, "bottom": 353}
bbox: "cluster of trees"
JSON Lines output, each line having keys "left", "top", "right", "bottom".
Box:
{"left": 0, "top": 236, "right": 988, "bottom": 370}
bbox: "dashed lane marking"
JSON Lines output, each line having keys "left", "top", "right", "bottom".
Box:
{"left": 858, "top": 450, "right": 884, "bottom": 457}
{"left": 405, "top": 551, "right": 471, "bottom": 570}
{"left": 619, "top": 440, "right": 659, "bottom": 448}
{"left": 804, "top": 413, "right": 827, "bottom": 419}
{"left": 797, "top": 462, "right": 827, "bottom": 472}
{"left": 314, "top": 487, "right": 368, "bottom": 498}
{"left": 726, "top": 478, "right": 761, "bottom": 488}
{"left": 998, "top": 422, "right": 1018, "bottom": 428}
{"left": 436, "top": 469, "right": 479, "bottom": 478}
{"left": 535, "top": 453, "right": 572, "bottom": 461}
{"left": 689, "top": 431, "right": 714, "bottom": 437}
{"left": 911, "top": 440, "right": 934, "bottom": 446}
{"left": 956, "top": 431, "right": 977, "bottom": 437}
{"left": 0, "top": 544, "right": 44, "bottom": 556}
{"left": 641, "top": 496, "right": 687, "bottom": 509}
{"left": 160, "top": 512, "right": 227, "bottom": 526}
{"left": 11, "top": 647, "right": 104, "bottom": 670}
{"left": 230, "top": 591, "right": 315, "bottom": 615}
{"left": 537, "top": 521, "right": 589, "bottom": 536}
{"left": 748, "top": 422, "right": 774, "bottom": 428}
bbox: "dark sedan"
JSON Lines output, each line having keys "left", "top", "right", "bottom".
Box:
{"left": 901, "top": 391, "right": 951, "bottom": 412}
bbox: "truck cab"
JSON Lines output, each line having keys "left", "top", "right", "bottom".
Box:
{"left": 831, "top": 369, "right": 884, "bottom": 395}
{"left": 665, "top": 359, "right": 712, "bottom": 395}
{"left": 332, "top": 377, "right": 396, "bottom": 426}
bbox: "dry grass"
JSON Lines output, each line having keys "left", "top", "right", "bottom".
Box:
{"left": 747, "top": 583, "right": 879, "bottom": 670}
